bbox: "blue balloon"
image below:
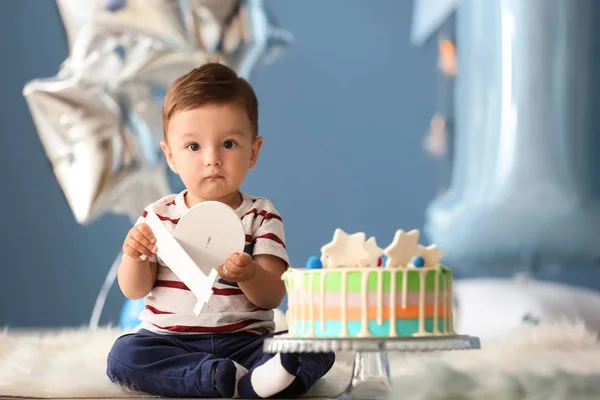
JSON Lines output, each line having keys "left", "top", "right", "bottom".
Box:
{"left": 306, "top": 256, "right": 323, "bottom": 269}
{"left": 120, "top": 298, "right": 145, "bottom": 330}
{"left": 424, "top": 0, "right": 600, "bottom": 270}
{"left": 412, "top": 256, "right": 425, "bottom": 268}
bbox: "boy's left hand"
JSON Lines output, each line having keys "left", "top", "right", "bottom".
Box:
{"left": 218, "top": 252, "right": 256, "bottom": 282}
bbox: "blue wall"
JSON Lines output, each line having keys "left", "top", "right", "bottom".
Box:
{"left": 1, "top": 1, "right": 599, "bottom": 328}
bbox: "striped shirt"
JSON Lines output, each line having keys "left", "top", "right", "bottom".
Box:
{"left": 134, "top": 190, "right": 289, "bottom": 335}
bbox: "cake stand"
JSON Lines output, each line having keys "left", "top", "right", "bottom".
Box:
{"left": 264, "top": 335, "right": 481, "bottom": 399}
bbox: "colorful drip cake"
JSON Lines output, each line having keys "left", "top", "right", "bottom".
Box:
{"left": 282, "top": 229, "right": 455, "bottom": 338}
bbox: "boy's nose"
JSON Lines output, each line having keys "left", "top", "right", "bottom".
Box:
{"left": 204, "top": 148, "right": 222, "bottom": 166}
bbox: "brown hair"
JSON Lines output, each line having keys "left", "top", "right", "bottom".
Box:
{"left": 162, "top": 62, "right": 259, "bottom": 138}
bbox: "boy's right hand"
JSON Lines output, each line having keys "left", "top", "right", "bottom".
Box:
{"left": 123, "top": 223, "right": 158, "bottom": 260}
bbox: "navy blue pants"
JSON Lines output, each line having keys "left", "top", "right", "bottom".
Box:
{"left": 106, "top": 329, "right": 335, "bottom": 398}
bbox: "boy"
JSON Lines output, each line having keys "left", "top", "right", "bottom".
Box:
{"left": 106, "top": 63, "right": 334, "bottom": 398}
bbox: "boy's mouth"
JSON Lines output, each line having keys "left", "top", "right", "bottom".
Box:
{"left": 204, "top": 174, "right": 224, "bottom": 180}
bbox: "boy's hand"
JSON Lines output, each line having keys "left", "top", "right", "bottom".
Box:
{"left": 218, "top": 252, "right": 256, "bottom": 282}
{"left": 123, "top": 223, "right": 157, "bottom": 259}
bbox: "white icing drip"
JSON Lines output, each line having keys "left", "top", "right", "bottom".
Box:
{"left": 412, "top": 269, "right": 430, "bottom": 337}
{"left": 283, "top": 274, "right": 294, "bottom": 336}
{"left": 433, "top": 267, "right": 440, "bottom": 334}
{"left": 377, "top": 268, "right": 384, "bottom": 325}
{"left": 401, "top": 268, "right": 408, "bottom": 309}
{"left": 301, "top": 271, "right": 306, "bottom": 334}
{"left": 357, "top": 269, "right": 370, "bottom": 337}
{"left": 320, "top": 271, "right": 326, "bottom": 332}
{"left": 340, "top": 270, "right": 348, "bottom": 336}
{"left": 441, "top": 271, "right": 447, "bottom": 333}
{"left": 308, "top": 271, "right": 314, "bottom": 337}
{"left": 293, "top": 273, "right": 299, "bottom": 336}
{"left": 448, "top": 274, "right": 454, "bottom": 333}
{"left": 389, "top": 270, "right": 397, "bottom": 336}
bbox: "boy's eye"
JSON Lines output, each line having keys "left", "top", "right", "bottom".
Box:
{"left": 187, "top": 143, "right": 200, "bottom": 151}
{"left": 223, "top": 140, "right": 237, "bottom": 149}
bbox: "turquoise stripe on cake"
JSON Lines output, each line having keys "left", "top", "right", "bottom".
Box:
{"left": 293, "top": 318, "right": 446, "bottom": 337}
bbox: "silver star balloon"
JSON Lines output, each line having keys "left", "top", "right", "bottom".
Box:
{"left": 57, "top": 0, "right": 292, "bottom": 80}
{"left": 23, "top": 65, "right": 170, "bottom": 225}
{"left": 187, "top": 0, "right": 294, "bottom": 77}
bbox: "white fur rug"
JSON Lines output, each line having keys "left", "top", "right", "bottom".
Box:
{"left": 1, "top": 313, "right": 600, "bottom": 399}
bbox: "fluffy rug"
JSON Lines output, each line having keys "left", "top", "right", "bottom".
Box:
{"left": 387, "top": 321, "right": 600, "bottom": 400}
{"left": 0, "top": 311, "right": 349, "bottom": 399}
{"left": 1, "top": 313, "right": 600, "bottom": 399}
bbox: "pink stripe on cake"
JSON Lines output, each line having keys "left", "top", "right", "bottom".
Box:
{"left": 293, "top": 291, "right": 447, "bottom": 307}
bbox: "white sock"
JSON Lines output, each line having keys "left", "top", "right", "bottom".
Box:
{"left": 238, "top": 353, "right": 299, "bottom": 398}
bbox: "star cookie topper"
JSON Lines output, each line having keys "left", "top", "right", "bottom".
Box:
{"left": 361, "top": 237, "right": 383, "bottom": 267}
{"left": 383, "top": 229, "right": 421, "bottom": 268}
{"left": 418, "top": 244, "right": 445, "bottom": 267}
{"left": 320, "top": 229, "right": 369, "bottom": 268}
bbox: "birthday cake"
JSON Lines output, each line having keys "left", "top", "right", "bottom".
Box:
{"left": 282, "top": 229, "right": 455, "bottom": 338}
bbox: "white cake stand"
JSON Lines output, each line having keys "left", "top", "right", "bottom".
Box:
{"left": 263, "top": 335, "right": 481, "bottom": 399}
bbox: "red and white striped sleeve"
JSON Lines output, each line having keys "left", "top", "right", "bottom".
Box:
{"left": 251, "top": 198, "right": 290, "bottom": 267}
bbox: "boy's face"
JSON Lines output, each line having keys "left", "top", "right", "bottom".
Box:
{"left": 161, "top": 103, "right": 263, "bottom": 205}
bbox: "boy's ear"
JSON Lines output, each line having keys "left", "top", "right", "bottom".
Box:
{"left": 160, "top": 140, "right": 178, "bottom": 173}
{"left": 249, "top": 136, "right": 264, "bottom": 170}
